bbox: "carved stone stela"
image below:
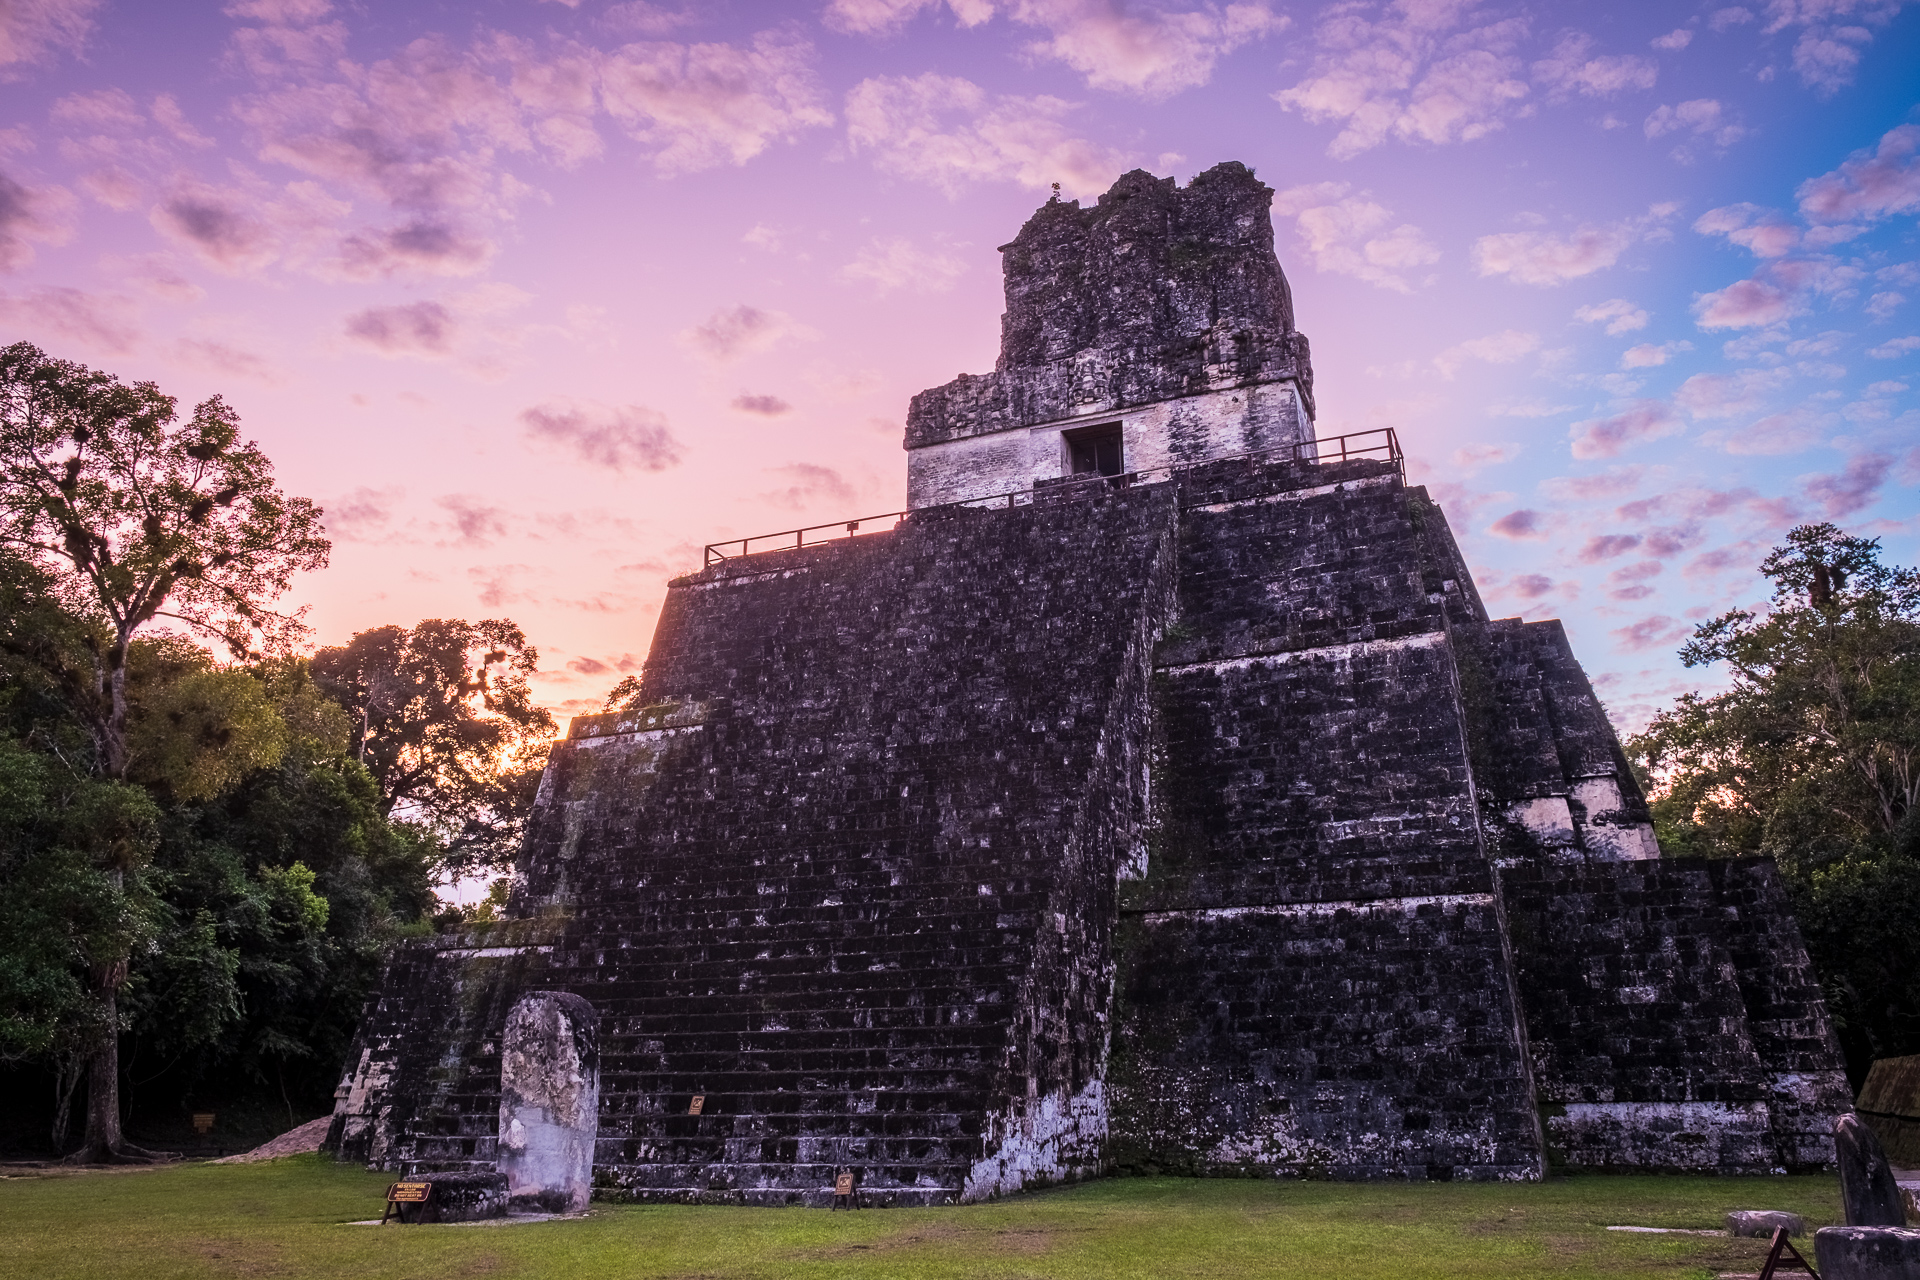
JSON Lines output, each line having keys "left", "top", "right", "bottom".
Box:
{"left": 324, "top": 162, "right": 1853, "bottom": 1207}
{"left": 498, "top": 991, "right": 599, "bottom": 1214}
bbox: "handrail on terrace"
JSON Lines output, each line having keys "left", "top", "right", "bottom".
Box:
{"left": 702, "top": 427, "right": 1402, "bottom": 567}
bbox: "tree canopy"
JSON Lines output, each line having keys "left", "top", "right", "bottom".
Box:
{"left": 1628, "top": 523, "right": 1920, "bottom": 1080}
{"left": 311, "top": 618, "right": 555, "bottom": 875}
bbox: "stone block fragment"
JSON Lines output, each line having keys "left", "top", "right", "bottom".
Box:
{"left": 1840, "top": 1113, "right": 1910, "bottom": 1227}
{"left": 1728, "top": 1210, "right": 1807, "bottom": 1237}
{"left": 1813, "top": 1226, "right": 1920, "bottom": 1279}
{"left": 499, "top": 990, "right": 599, "bottom": 1214}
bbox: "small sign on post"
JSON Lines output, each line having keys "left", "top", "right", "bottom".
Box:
{"left": 687, "top": 1094, "right": 705, "bottom": 1116}
{"left": 831, "top": 1168, "right": 861, "bottom": 1210}
{"left": 381, "top": 1181, "right": 432, "bottom": 1225}
{"left": 191, "top": 1113, "right": 215, "bottom": 1134}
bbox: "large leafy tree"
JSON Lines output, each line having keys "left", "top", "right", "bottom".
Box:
{"left": 1628, "top": 523, "right": 1920, "bottom": 1079}
{"left": 310, "top": 619, "right": 555, "bottom": 874}
{"left": 0, "top": 344, "right": 328, "bottom": 1161}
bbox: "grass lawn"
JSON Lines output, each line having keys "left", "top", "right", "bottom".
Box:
{"left": 0, "top": 1155, "right": 1840, "bottom": 1279}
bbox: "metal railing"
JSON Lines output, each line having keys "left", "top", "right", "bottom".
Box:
{"left": 702, "top": 428, "right": 1402, "bottom": 566}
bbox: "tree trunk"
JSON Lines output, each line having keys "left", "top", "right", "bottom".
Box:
{"left": 104, "top": 637, "right": 129, "bottom": 777}
{"left": 67, "top": 960, "right": 129, "bottom": 1162}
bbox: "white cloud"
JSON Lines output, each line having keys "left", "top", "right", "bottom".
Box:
{"left": 1866, "top": 335, "right": 1918, "bottom": 358}
{"left": 1720, "top": 403, "right": 1830, "bottom": 455}
{"left": 822, "top": 0, "right": 993, "bottom": 36}
{"left": 825, "top": 1, "right": 1281, "bottom": 99}
{"left": 1574, "top": 298, "right": 1648, "bottom": 334}
{"left": 1474, "top": 224, "right": 1635, "bottom": 286}
{"left": 845, "top": 73, "right": 1130, "bottom": 197}
{"left": 1651, "top": 28, "right": 1693, "bottom": 50}
{"left": 1867, "top": 290, "right": 1905, "bottom": 320}
{"left": 1012, "top": 0, "right": 1284, "bottom": 100}
{"left": 841, "top": 237, "right": 968, "bottom": 294}
{"left": 1273, "top": 0, "right": 1531, "bottom": 159}
{"left": 1675, "top": 367, "right": 1789, "bottom": 418}
{"left": 1273, "top": 182, "right": 1438, "bottom": 293}
{"left": 1643, "top": 99, "right": 1748, "bottom": 152}
{"left": 1693, "top": 203, "right": 1797, "bottom": 257}
{"left": 598, "top": 30, "right": 833, "bottom": 172}
{"left": 1433, "top": 328, "right": 1538, "bottom": 378}
{"left": 1531, "top": 32, "right": 1658, "bottom": 99}
{"left": 1621, "top": 340, "right": 1691, "bottom": 368}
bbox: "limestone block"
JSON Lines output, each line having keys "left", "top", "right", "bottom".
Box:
{"left": 1813, "top": 1226, "right": 1920, "bottom": 1279}
{"left": 1728, "top": 1210, "right": 1807, "bottom": 1237}
{"left": 1839, "top": 1113, "right": 1910, "bottom": 1227}
{"left": 498, "top": 990, "right": 600, "bottom": 1213}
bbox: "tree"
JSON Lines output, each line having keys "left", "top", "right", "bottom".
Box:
{"left": 1627, "top": 523, "right": 1920, "bottom": 1079}
{"left": 0, "top": 344, "right": 328, "bottom": 1161}
{"left": 310, "top": 619, "right": 554, "bottom": 874}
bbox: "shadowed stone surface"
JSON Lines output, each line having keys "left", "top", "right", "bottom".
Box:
{"left": 1840, "top": 1114, "right": 1911, "bottom": 1227}
{"left": 1814, "top": 1226, "right": 1920, "bottom": 1279}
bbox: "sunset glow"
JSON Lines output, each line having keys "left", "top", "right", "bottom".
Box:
{"left": 2, "top": 0, "right": 1915, "bottom": 730}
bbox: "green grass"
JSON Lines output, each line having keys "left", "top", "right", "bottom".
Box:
{"left": 0, "top": 1155, "right": 1841, "bottom": 1279}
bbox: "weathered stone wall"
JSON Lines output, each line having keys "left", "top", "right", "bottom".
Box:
{"left": 1106, "top": 455, "right": 1546, "bottom": 1181}
{"left": 1502, "top": 858, "right": 1851, "bottom": 1173}
{"left": 333, "top": 479, "right": 1179, "bottom": 1205}
{"left": 904, "top": 162, "right": 1315, "bottom": 510}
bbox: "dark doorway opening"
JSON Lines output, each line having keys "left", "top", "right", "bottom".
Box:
{"left": 1065, "top": 423, "right": 1124, "bottom": 477}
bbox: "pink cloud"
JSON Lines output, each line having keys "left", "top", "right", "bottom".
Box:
{"left": 344, "top": 300, "right": 455, "bottom": 357}
{"left": 759, "top": 462, "right": 856, "bottom": 510}
{"left": 1578, "top": 533, "right": 1641, "bottom": 561}
{"left": 1675, "top": 368, "right": 1787, "bottom": 419}
{"left": 0, "top": 166, "right": 74, "bottom": 268}
{"left": 1692, "top": 277, "right": 1798, "bottom": 329}
{"left": 1568, "top": 399, "right": 1682, "bottom": 459}
{"left": 1508, "top": 573, "right": 1556, "bottom": 598}
{"left": 1013, "top": 0, "right": 1285, "bottom": 100}
{"left": 1275, "top": 182, "right": 1441, "bottom": 294}
{"left": 1490, "top": 508, "right": 1547, "bottom": 539}
{"left": 1540, "top": 466, "right": 1647, "bottom": 503}
{"left": 599, "top": 30, "right": 832, "bottom": 172}
{"left": 1574, "top": 298, "right": 1647, "bottom": 334}
{"left": 1802, "top": 451, "right": 1891, "bottom": 517}
{"left": 844, "top": 73, "right": 1131, "bottom": 198}
{"left": 520, "top": 400, "right": 683, "bottom": 472}
{"left": 1611, "top": 614, "right": 1690, "bottom": 651}
{"left": 1532, "top": 33, "right": 1657, "bottom": 99}
{"left": 1273, "top": 4, "right": 1531, "bottom": 158}
{"left": 1797, "top": 123, "right": 1920, "bottom": 223}
{"left": 1473, "top": 224, "right": 1637, "bottom": 286}
{"left": 0, "top": 284, "right": 137, "bottom": 353}
{"left": 0, "top": 0, "right": 99, "bottom": 73}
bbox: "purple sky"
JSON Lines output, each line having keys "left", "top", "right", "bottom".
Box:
{"left": 1, "top": 0, "right": 1915, "bottom": 730}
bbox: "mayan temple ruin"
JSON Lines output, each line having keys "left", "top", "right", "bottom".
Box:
{"left": 326, "top": 162, "right": 1853, "bottom": 1205}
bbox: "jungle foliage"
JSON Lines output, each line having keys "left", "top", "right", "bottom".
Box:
{"left": 1627, "top": 523, "right": 1920, "bottom": 1082}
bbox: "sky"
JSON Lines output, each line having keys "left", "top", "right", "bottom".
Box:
{"left": 0, "top": 0, "right": 1915, "bottom": 733}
